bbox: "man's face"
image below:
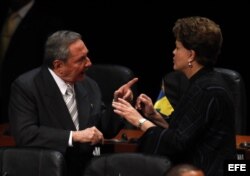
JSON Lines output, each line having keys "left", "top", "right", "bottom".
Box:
{"left": 59, "top": 39, "right": 92, "bottom": 84}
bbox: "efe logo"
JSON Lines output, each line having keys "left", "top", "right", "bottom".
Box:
{"left": 224, "top": 160, "right": 249, "bottom": 176}
{"left": 228, "top": 164, "right": 246, "bottom": 171}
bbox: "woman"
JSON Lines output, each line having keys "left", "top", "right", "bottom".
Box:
{"left": 112, "top": 16, "right": 236, "bottom": 176}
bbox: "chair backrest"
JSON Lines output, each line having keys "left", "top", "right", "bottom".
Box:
{"left": 0, "top": 147, "right": 67, "bottom": 176}
{"left": 161, "top": 68, "right": 247, "bottom": 135}
{"left": 86, "top": 64, "right": 137, "bottom": 106}
{"left": 214, "top": 68, "right": 247, "bottom": 135}
{"left": 162, "top": 71, "right": 189, "bottom": 109}
{"left": 83, "top": 153, "right": 171, "bottom": 176}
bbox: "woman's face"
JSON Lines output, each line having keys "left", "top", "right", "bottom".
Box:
{"left": 172, "top": 40, "right": 193, "bottom": 73}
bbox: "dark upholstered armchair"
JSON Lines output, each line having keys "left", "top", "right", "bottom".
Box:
{"left": 214, "top": 68, "right": 247, "bottom": 135}
{"left": 0, "top": 147, "right": 67, "bottom": 176}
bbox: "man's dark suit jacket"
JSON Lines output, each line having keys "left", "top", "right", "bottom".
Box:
{"left": 9, "top": 66, "right": 124, "bottom": 176}
{"left": 0, "top": 1, "right": 64, "bottom": 122}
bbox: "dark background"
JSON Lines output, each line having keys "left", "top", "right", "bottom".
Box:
{"left": 59, "top": 0, "right": 249, "bottom": 133}
{"left": 3, "top": 0, "right": 250, "bottom": 133}
{"left": 55, "top": 0, "right": 249, "bottom": 98}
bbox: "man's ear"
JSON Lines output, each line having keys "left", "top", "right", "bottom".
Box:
{"left": 52, "top": 59, "right": 64, "bottom": 74}
{"left": 53, "top": 59, "right": 63, "bottom": 69}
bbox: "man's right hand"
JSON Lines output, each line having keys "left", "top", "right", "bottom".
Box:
{"left": 114, "top": 77, "right": 138, "bottom": 102}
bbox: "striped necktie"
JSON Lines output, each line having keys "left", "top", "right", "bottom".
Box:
{"left": 65, "top": 84, "right": 79, "bottom": 130}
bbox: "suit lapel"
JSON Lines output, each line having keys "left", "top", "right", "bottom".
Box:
{"left": 34, "top": 67, "right": 76, "bottom": 130}
{"left": 74, "top": 83, "right": 91, "bottom": 129}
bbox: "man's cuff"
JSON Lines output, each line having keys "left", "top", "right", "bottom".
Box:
{"left": 68, "top": 131, "right": 73, "bottom": 146}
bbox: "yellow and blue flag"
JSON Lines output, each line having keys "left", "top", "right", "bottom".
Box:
{"left": 154, "top": 84, "right": 174, "bottom": 116}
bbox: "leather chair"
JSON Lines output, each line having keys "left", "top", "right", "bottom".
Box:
{"left": 214, "top": 68, "right": 247, "bottom": 135}
{"left": 83, "top": 153, "right": 171, "bottom": 176}
{"left": 0, "top": 147, "right": 67, "bottom": 176}
{"left": 160, "top": 68, "right": 247, "bottom": 135}
{"left": 86, "top": 64, "right": 137, "bottom": 106}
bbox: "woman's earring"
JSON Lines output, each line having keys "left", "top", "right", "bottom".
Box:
{"left": 188, "top": 62, "right": 193, "bottom": 68}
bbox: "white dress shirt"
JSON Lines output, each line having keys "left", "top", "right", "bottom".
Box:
{"left": 48, "top": 68, "right": 76, "bottom": 147}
